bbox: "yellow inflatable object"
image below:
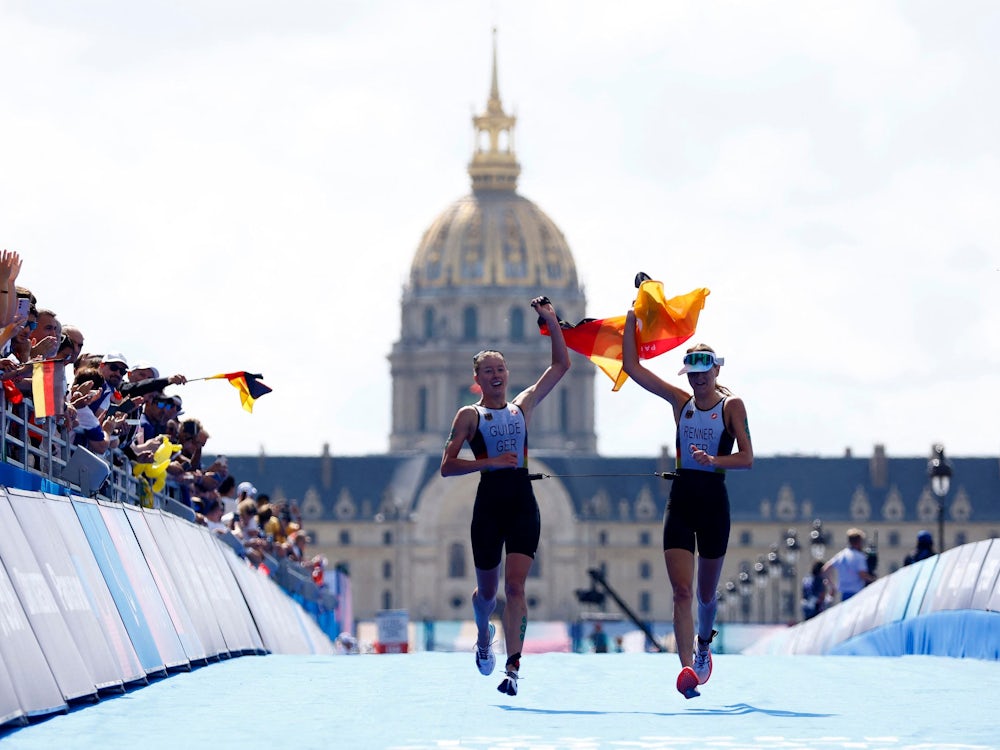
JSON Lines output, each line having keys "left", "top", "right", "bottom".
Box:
{"left": 132, "top": 436, "right": 182, "bottom": 494}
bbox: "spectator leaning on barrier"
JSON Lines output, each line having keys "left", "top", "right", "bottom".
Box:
{"left": 258, "top": 502, "right": 283, "bottom": 543}
{"left": 801, "top": 560, "right": 830, "bottom": 620}
{"left": 234, "top": 498, "right": 260, "bottom": 540}
{"left": 196, "top": 497, "right": 229, "bottom": 535}
{"left": 216, "top": 473, "right": 237, "bottom": 514}
{"left": 9, "top": 294, "right": 37, "bottom": 392}
{"left": 60, "top": 325, "right": 85, "bottom": 369}
{"left": 236, "top": 481, "right": 257, "bottom": 504}
{"left": 185, "top": 451, "right": 227, "bottom": 513}
{"left": 166, "top": 417, "right": 211, "bottom": 508}
{"left": 138, "top": 392, "right": 183, "bottom": 442}
{"left": 234, "top": 498, "right": 273, "bottom": 564}
{"left": 904, "top": 530, "right": 937, "bottom": 566}
{"left": 95, "top": 353, "right": 129, "bottom": 424}
{"left": 70, "top": 367, "right": 112, "bottom": 454}
{"left": 822, "top": 528, "right": 876, "bottom": 602}
{"left": 285, "top": 526, "right": 308, "bottom": 563}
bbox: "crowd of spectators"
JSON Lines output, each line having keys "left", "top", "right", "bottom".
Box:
{"left": 0, "top": 249, "right": 327, "bottom": 587}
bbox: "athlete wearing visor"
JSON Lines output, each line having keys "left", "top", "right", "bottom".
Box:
{"left": 623, "top": 314, "right": 753, "bottom": 699}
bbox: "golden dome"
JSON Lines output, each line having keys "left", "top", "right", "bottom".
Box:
{"left": 409, "top": 192, "right": 578, "bottom": 290}
{"left": 407, "top": 31, "right": 579, "bottom": 292}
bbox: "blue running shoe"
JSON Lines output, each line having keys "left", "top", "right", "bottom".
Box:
{"left": 475, "top": 623, "right": 496, "bottom": 676}
{"left": 693, "top": 629, "right": 717, "bottom": 685}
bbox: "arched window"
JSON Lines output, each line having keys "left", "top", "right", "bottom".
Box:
{"left": 448, "top": 543, "right": 466, "bottom": 579}
{"left": 383, "top": 560, "right": 393, "bottom": 580}
{"left": 339, "top": 530, "right": 351, "bottom": 545}
{"left": 382, "top": 590, "right": 393, "bottom": 610}
{"left": 463, "top": 306, "right": 478, "bottom": 340}
{"left": 509, "top": 307, "right": 524, "bottom": 341}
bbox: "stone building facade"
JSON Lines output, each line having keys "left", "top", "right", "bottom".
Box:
{"left": 227, "top": 40, "right": 1000, "bottom": 628}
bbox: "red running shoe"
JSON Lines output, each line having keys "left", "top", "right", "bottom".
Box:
{"left": 676, "top": 666, "right": 700, "bottom": 699}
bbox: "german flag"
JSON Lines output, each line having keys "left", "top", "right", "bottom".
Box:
{"left": 32, "top": 360, "right": 66, "bottom": 418}
{"left": 207, "top": 371, "right": 272, "bottom": 413}
{"left": 541, "top": 279, "right": 709, "bottom": 391}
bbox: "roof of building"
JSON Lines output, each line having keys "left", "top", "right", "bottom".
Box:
{"left": 224, "top": 453, "right": 1000, "bottom": 527}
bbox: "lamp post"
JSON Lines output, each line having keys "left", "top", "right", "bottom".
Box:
{"left": 809, "top": 519, "right": 827, "bottom": 562}
{"left": 738, "top": 567, "right": 752, "bottom": 623}
{"left": 724, "top": 579, "right": 739, "bottom": 629}
{"left": 767, "top": 544, "right": 781, "bottom": 622}
{"left": 754, "top": 557, "right": 768, "bottom": 622}
{"left": 725, "top": 579, "right": 738, "bottom": 612}
{"left": 928, "top": 443, "right": 952, "bottom": 552}
{"left": 783, "top": 529, "right": 800, "bottom": 621}
{"left": 715, "top": 587, "right": 727, "bottom": 623}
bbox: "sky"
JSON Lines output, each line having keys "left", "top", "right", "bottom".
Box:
{"left": 1, "top": 1, "right": 997, "bottom": 461}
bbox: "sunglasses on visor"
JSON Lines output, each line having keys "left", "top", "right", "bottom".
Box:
{"left": 683, "top": 352, "right": 717, "bottom": 368}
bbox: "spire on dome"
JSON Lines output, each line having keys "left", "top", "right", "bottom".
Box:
{"left": 468, "top": 28, "right": 521, "bottom": 192}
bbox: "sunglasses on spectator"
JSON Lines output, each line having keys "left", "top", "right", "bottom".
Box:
{"left": 106, "top": 363, "right": 128, "bottom": 374}
{"left": 24, "top": 321, "right": 38, "bottom": 331}
{"left": 156, "top": 399, "right": 178, "bottom": 409}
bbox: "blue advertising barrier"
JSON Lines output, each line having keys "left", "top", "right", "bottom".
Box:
{"left": 0, "top": 534, "right": 66, "bottom": 721}
{"left": 43, "top": 492, "right": 147, "bottom": 685}
{"left": 71, "top": 497, "right": 167, "bottom": 677}
{"left": 1, "top": 475, "right": 336, "bottom": 731}
{"left": 0, "top": 493, "right": 96, "bottom": 703}
{"left": 6, "top": 489, "right": 124, "bottom": 693}
{"left": 746, "top": 539, "right": 1000, "bottom": 658}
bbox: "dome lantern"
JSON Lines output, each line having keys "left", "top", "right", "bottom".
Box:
{"left": 468, "top": 28, "right": 521, "bottom": 192}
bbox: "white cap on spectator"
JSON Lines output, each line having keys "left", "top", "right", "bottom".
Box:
{"left": 237, "top": 481, "right": 258, "bottom": 499}
{"left": 102, "top": 352, "right": 128, "bottom": 366}
{"left": 131, "top": 360, "right": 160, "bottom": 378}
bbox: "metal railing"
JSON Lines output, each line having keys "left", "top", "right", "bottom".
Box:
{"left": 1, "top": 394, "right": 341, "bottom": 640}
{"left": 0, "top": 395, "right": 178, "bottom": 509}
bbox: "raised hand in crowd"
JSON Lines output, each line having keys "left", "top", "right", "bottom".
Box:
{"left": 68, "top": 379, "right": 97, "bottom": 410}
{"left": 128, "top": 435, "right": 165, "bottom": 464}
{"left": 0, "top": 249, "right": 21, "bottom": 324}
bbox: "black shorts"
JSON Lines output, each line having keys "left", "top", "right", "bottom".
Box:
{"left": 663, "top": 469, "right": 731, "bottom": 558}
{"left": 470, "top": 467, "right": 541, "bottom": 570}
